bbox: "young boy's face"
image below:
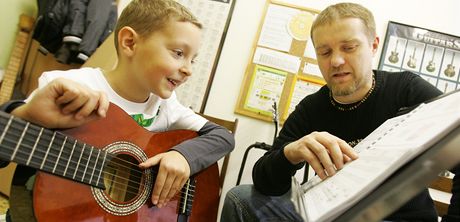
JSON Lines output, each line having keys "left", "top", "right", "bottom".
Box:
{"left": 131, "top": 20, "right": 202, "bottom": 99}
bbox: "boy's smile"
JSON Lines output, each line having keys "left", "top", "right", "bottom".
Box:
{"left": 110, "top": 20, "right": 202, "bottom": 103}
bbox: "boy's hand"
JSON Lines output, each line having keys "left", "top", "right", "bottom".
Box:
{"left": 139, "top": 151, "right": 191, "bottom": 208}
{"left": 12, "top": 78, "right": 109, "bottom": 129}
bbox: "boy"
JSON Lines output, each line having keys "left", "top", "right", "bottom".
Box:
{"left": 3, "top": 0, "right": 234, "bottom": 219}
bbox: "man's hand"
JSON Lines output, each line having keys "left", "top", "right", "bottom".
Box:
{"left": 283, "top": 131, "right": 358, "bottom": 180}
{"left": 12, "top": 78, "right": 109, "bottom": 129}
{"left": 139, "top": 151, "right": 190, "bottom": 208}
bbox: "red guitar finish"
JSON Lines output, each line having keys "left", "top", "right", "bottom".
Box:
{"left": 32, "top": 104, "right": 220, "bottom": 221}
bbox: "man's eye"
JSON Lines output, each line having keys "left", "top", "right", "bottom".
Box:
{"left": 344, "top": 45, "right": 357, "bottom": 52}
{"left": 317, "top": 51, "right": 331, "bottom": 57}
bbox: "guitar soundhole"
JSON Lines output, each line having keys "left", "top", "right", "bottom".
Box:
{"left": 103, "top": 154, "right": 143, "bottom": 202}
{"left": 91, "top": 141, "right": 153, "bottom": 216}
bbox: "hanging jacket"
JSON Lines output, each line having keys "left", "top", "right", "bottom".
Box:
{"left": 33, "top": 0, "right": 117, "bottom": 64}
{"left": 33, "top": 0, "right": 69, "bottom": 54}
{"left": 75, "top": 0, "right": 117, "bottom": 63}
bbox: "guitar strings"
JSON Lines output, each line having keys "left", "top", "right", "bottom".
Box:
{"left": 1, "top": 143, "right": 197, "bottom": 198}
{"left": 5, "top": 120, "right": 162, "bottom": 177}
{"left": 0, "top": 121, "right": 198, "bottom": 195}
{"left": 0, "top": 116, "right": 183, "bottom": 180}
{"left": 2, "top": 123, "right": 146, "bottom": 179}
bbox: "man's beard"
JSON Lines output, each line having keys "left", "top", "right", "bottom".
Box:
{"left": 329, "top": 80, "right": 359, "bottom": 97}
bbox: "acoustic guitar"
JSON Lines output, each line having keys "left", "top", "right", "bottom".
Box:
{"left": 444, "top": 53, "right": 456, "bottom": 77}
{"left": 0, "top": 103, "right": 219, "bottom": 222}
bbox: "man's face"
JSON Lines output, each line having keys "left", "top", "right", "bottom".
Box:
{"left": 312, "top": 18, "right": 378, "bottom": 101}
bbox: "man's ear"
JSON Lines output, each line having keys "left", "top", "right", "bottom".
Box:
{"left": 117, "top": 26, "right": 138, "bottom": 57}
{"left": 372, "top": 36, "right": 380, "bottom": 54}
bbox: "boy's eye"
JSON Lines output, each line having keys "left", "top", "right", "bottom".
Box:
{"left": 173, "top": 49, "right": 184, "bottom": 57}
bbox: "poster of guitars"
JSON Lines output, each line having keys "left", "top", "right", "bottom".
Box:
{"left": 379, "top": 21, "right": 460, "bottom": 93}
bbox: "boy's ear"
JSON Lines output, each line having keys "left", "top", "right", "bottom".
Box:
{"left": 118, "top": 27, "right": 138, "bottom": 57}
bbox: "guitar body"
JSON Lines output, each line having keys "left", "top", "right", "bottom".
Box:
{"left": 388, "top": 51, "right": 399, "bottom": 63}
{"left": 444, "top": 64, "right": 456, "bottom": 77}
{"left": 426, "top": 61, "right": 436, "bottom": 72}
{"left": 31, "top": 104, "right": 220, "bottom": 221}
{"left": 407, "top": 56, "right": 416, "bottom": 68}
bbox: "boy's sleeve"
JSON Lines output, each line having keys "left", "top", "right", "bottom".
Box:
{"left": 171, "top": 121, "right": 235, "bottom": 175}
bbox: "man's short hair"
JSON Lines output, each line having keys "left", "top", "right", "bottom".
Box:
{"left": 311, "top": 2, "right": 376, "bottom": 43}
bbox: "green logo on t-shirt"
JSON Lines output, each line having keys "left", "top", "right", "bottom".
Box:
{"left": 131, "top": 114, "right": 155, "bottom": 127}
{"left": 130, "top": 107, "right": 160, "bottom": 127}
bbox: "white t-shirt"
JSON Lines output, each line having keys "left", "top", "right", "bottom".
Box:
{"left": 31, "top": 67, "right": 207, "bottom": 132}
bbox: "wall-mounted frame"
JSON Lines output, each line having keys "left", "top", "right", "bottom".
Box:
{"left": 283, "top": 75, "right": 325, "bottom": 122}
{"left": 235, "top": 0, "right": 323, "bottom": 123}
{"left": 379, "top": 21, "right": 460, "bottom": 93}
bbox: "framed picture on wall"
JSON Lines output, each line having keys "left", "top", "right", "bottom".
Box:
{"left": 378, "top": 21, "right": 460, "bottom": 93}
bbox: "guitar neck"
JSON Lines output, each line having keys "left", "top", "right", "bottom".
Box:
{"left": 0, "top": 112, "right": 108, "bottom": 189}
{"left": 0, "top": 15, "right": 34, "bottom": 104}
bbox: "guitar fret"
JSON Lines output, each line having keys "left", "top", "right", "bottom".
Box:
{"left": 89, "top": 148, "right": 100, "bottom": 184}
{"left": 0, "top": 116, "right": 13, "bottom": 145}
{"left": 53, "top": 136, "right": 67, "bottom": 174}
{"left": 27, "top": 128, "right": 43, "bottom": 165}
{"left": 73, "top": 144, "right": 86, "bottom": 180}
{"left": 96, "top": 151, "right": 108, "bottom": 186}
{"left": 82, "top": 147, "right": 93, "bottom": 182}
{"left": 40, "top": 131, "right": 56, "bottom": 170}
{"left": 64, "top": 140, "right": 77, "bottom": 177}
{"left": 11, "top": 122, "right": 30, "bottom": 161}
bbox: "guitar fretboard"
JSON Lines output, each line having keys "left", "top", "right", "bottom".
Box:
{"left": 0, "top": 112, "right": 107, "bottom": 189}
{"left": 0, "top": 15, "right": 35, "bottom": 104}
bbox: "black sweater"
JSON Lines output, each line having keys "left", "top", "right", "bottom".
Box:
{"left": 253, "top": 70, "right": 459, "bottom": 221}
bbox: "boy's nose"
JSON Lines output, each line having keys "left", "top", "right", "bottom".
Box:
{"left": 180, "top": 67, "right": 191, "bottom": 76}
{"left": 180, "top": 61, "right": 193, "bottom": 76}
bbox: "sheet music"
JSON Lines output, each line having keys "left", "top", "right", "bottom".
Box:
{"left": 293, "top": 90, "right": 460, "bottom": 222}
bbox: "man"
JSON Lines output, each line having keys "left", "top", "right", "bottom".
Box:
{"left": 221, "top": 2, "right": 459, "bottom": 222}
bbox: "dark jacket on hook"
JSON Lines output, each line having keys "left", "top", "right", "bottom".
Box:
{"left": 33, "top": 0, "right": 117, "bottom": 64}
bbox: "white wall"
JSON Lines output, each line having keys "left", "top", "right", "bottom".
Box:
{"left": 204, "top": 0, "right": 460, "bottom": 219}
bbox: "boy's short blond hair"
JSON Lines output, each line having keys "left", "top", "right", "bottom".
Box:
{"left": 114, "top": 0, "right": 202, "bottom": 52}
{"left": 311, "top": 2, "right": 376, "bottom": 43}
